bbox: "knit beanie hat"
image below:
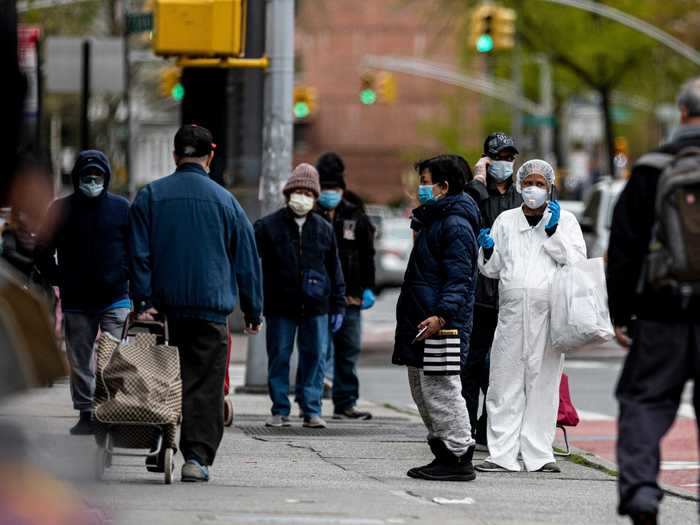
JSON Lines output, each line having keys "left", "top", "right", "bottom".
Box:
{"left": 283, "top": 163, "right": 321, "bottom": 197}
{"left": 316, "top": 152, "right": 346, "bottom": 190}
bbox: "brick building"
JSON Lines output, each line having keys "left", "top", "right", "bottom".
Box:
{"left": 294, "top": 0, "right": 480, "bottom": 204}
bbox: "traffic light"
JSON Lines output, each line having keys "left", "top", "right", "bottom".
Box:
{"left": 492, "top": 7, "right": 516, "bottom": 49}
{"left": 376, "top": 72, "right": 397, "bottom": 104}
{"left": 160, "top": 66, "right": 184, "bottom": 101}
{"left": 293, "top": 85, "right": 317, "bottom": 120}
{"left": 153, "top": 0, "right": 247, "bottom": 57}
{"left": 360, "top": 73, "right": 377, "bottom": 105}
{"left": 470, "top": 5, "right": 516, "bottom": 53}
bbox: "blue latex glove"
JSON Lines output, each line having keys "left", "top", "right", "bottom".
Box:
{"left": 546, "top": 200, "right": 560, "bottom": 230}
{"left": 361, "top": 289, "right": 376, "bottom": 310}
{"left": 331, "top": 313, "right": 345, "bottom": 333}
{"left": 477, "top": 228, "right": 495, "bottom": 249}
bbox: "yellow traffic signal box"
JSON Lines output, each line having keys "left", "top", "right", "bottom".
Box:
{"left": 377, "top": 72, "right": 397, "bottom": 104}
{"left": 153, "top": 0, "right": 246, "bottom": 57}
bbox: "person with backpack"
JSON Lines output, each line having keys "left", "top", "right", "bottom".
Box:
{"left": 475, "top": 159, "right": 586, "bottom": 474}
{"left": 315, "top": 152, "right": 376, "bottom": 420}
{"left": 608, "top": 77, "right": 700, "bottom": 525}
{"left": 393, "top": 155, "right": 480, "bottom": 482}
{"left": 462, "top": 132, "right": 521, "bottom": 449}
{"left": 255, "top": 163, "right": 346, "bottom": 430}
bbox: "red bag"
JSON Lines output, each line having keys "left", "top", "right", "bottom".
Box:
{"left": 558, "top": 373, "right": 580, "bottom": 427}
{"left": 556, "top": 373, "right": 579, "bottom": 456}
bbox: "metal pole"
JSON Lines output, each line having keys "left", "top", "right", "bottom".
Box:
{"left": 241, "top": 0, "right": 294, "bottom": 392}
{"left": 80, "top": 39, "right": 91, "bottom": 150}
{"left": 122, "top": 9, "right": 132, "bottom": 197}
{"left": 511, "top": 39, "right": 524, "bottom": 147}
{"left": 536, "top": 54, "right": 555, "bottom": 165}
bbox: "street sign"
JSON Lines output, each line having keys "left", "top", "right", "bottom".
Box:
{"left": 45, "top": 37, "right": 125, "bottom": 94}
{"left": 524, "top": 114, "right": 556, "bottom": 127}
{"left": 126, "top": 12, "right": 153, "bottom": 34}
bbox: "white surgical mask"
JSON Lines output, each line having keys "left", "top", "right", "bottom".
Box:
{"left": 521, "top": 186, "right": 548, "bottom": 209}
{"left": 288, "top": 193, "right": 315, "bottom": 216}
{"left": 488, "top": 160, "right": 514, "bottom": 183}
{"left": 79, "top": 180, "right": 104, "bottom": 198}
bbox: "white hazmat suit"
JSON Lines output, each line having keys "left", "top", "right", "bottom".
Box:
{"left": 478, "top": 200, "right": 586, "bottom": 471}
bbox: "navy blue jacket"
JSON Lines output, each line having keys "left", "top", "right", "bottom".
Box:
{"left": 255, "top": 208, "right": 346, "bottom": 319}
{"left": 129, "top": 163, "right": 263, "bottom": 324}
{"left": 392, "top": 193, "right": 480, "bottom": 368}
{"left": 37, "top": 154, "right": 130, "bottom": 312}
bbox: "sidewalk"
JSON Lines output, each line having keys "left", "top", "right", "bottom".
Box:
{"left": 0, "top": 364, "right": 697, "bottom": 524}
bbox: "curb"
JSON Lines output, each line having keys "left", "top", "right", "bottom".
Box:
{"left": 383, "top": 402, "right": 699, "bottom": 503}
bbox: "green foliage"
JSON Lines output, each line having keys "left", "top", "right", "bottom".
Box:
{"left": 20, "top": 1, "right": 101, "bottom": 36}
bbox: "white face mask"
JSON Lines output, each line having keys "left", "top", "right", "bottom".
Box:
{"left": 521, "top": 186, "right": 548, "bottom": 209}
{"left": 288, "top": 193, "right": 315, "bottom": 216}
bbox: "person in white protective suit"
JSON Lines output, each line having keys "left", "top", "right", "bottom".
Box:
{"left": 473, "top": 159, "right": 586, "bottom": 473}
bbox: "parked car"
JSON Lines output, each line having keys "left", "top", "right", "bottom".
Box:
{"left": 374, "top": 217, "right": 412, "bottom": 291}
{"left": 579, "top": 177, "right": 627, "bottom": 258}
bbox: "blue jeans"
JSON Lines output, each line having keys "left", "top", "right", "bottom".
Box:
{"left": 331, "top": 306, "right": 362, "bottom": 412}
{"left": 266, "top": 315, "right": 328, "bottom": 418}
{"left": 64, "top": 307, "right": 130, "bottom": 411}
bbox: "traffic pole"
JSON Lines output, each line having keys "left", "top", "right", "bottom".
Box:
{"left": 240, "top": 0, "right": 295, "bottom": 393}
{"left": 79, "top": 39, "right": 91, "bottom": 150}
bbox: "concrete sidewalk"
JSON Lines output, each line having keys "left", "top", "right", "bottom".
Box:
{"left": 0, "top": 367, "right": 697, "bottom": 525}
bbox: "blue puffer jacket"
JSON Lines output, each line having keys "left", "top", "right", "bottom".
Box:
{"left": 392, "top": 193, "right": 480, "bottom": 368}
{"left": 129, "top": 163, "right": 263, "bottom": 324}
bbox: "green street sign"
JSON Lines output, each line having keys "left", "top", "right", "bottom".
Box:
{"left": 126, "top": 12, "right": 153, "bottom": 35}
{"left": 523, "top": 114, "right": 556, "bottom": 127}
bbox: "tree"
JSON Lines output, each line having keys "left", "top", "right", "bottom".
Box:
{"left": 425, "top": 0, "right": 698, "bottom": 174}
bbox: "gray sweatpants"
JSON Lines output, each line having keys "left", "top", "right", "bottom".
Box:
{"left": 64, "top": 308, "right": 130, "bottom": 412}
{"left": 408, "top": 366, "right": 474, "bottom": 456}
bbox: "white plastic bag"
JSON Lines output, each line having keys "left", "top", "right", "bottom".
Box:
{"left": 550, "top": 257, "right": 614, "bottom": 352}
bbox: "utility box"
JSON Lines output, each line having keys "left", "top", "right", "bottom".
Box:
{"left": 153, "top": 0, "right": 246, "bottom": 57}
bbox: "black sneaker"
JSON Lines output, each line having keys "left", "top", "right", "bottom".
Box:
{"left": 333, "top": 407, "right": 372, "bottom": 420}
{"left": 535, "top": 462, "right": 561, "bottom": 473}
{"left": 69, "top": 411, "right": 95, "bottom": 436}
{"left": 630, "top": 511, "right": 658, "bottom": 525}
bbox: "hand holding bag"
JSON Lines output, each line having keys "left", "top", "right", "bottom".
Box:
{"left": 422, "top": 329, "right": 461, "bottom": 376}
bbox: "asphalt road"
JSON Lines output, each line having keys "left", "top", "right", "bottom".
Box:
{"left": 359, "top": 288, "right": 694, "bottom": 420}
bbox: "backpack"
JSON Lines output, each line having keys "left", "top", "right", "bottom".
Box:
{"left": 637, "top": 147, "right": 700, "bottom": 303}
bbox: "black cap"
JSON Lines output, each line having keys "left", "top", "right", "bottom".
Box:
{"left": 484, "top": 132, "right": 519, "bottom": 158}
{"left": 174, "top": 124, "right": 216, "bottom": 158}
{"left": 316, "top": 152, "right": 346, "bottom": 190}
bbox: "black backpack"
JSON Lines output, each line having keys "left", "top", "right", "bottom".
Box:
{"left": 637, "top": 147, "right": 700, "bottom": 304}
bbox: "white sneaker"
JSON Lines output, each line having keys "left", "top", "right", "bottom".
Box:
{"left": 265, "top": 415, "right": 292, "bottom": 427}
{"left": 303, "top": 416, "right": 327, "bottom": 428}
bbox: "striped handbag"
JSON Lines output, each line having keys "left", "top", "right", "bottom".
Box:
{"left": 422, "top": 329, "right": 461, "bottom": 376}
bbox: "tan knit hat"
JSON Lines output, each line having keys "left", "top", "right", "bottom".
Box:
{"left": 283, "top": 163, "right": 321, "bottom": 197}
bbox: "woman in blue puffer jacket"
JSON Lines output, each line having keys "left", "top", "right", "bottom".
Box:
{"left": 393, "top": 154, "right": 481, "bottom": 482}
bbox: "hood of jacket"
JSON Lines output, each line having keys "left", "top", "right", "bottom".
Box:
{"left": 412, "top": 192, "right": 480, "bottom": 235}
{"left": 71, "top": 150, "right": 112, "bottom": 192}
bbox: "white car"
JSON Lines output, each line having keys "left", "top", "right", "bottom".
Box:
{"left": 579, "top": 178, "right": 627, "bottom": 258}
{"left": 374, "top": 217, "right": 412, "bottom": 290}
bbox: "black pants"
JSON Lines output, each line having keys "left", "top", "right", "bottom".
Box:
{"left": 616, "top": 320, "right": 700, "bottom": 515}
{"left": 170, "top": 319, "right": 228, "bottom": 466}
{"left": 460, "top": 306, "right": 498, "bottom": 443}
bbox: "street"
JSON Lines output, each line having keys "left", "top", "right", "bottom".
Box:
{"left": 0, "top": 289, "right": 696, "bottom": 524}
{"left": 360, "top": 289, "right": 699, "bottom": 500}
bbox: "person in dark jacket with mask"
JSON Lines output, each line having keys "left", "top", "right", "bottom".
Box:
{"left": 608, "top": 78, "right": 700, "bottom": 525}
{"left": 461, "top": 132, "right": 521, "bottom": 448}
{"left": 393, "top": 154, "right": 480, "bottom": 482}
{"left": 255, "top": 163, "right": 346, "bottom": 430}
{"left": 129, "top": 125, "right": 263, "bottom": 482}
{"left": 36, "top": 150, "right": 130, "bottom": 436}
{"left": 316, "top": 152, "right": 376, "bottom": 420}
